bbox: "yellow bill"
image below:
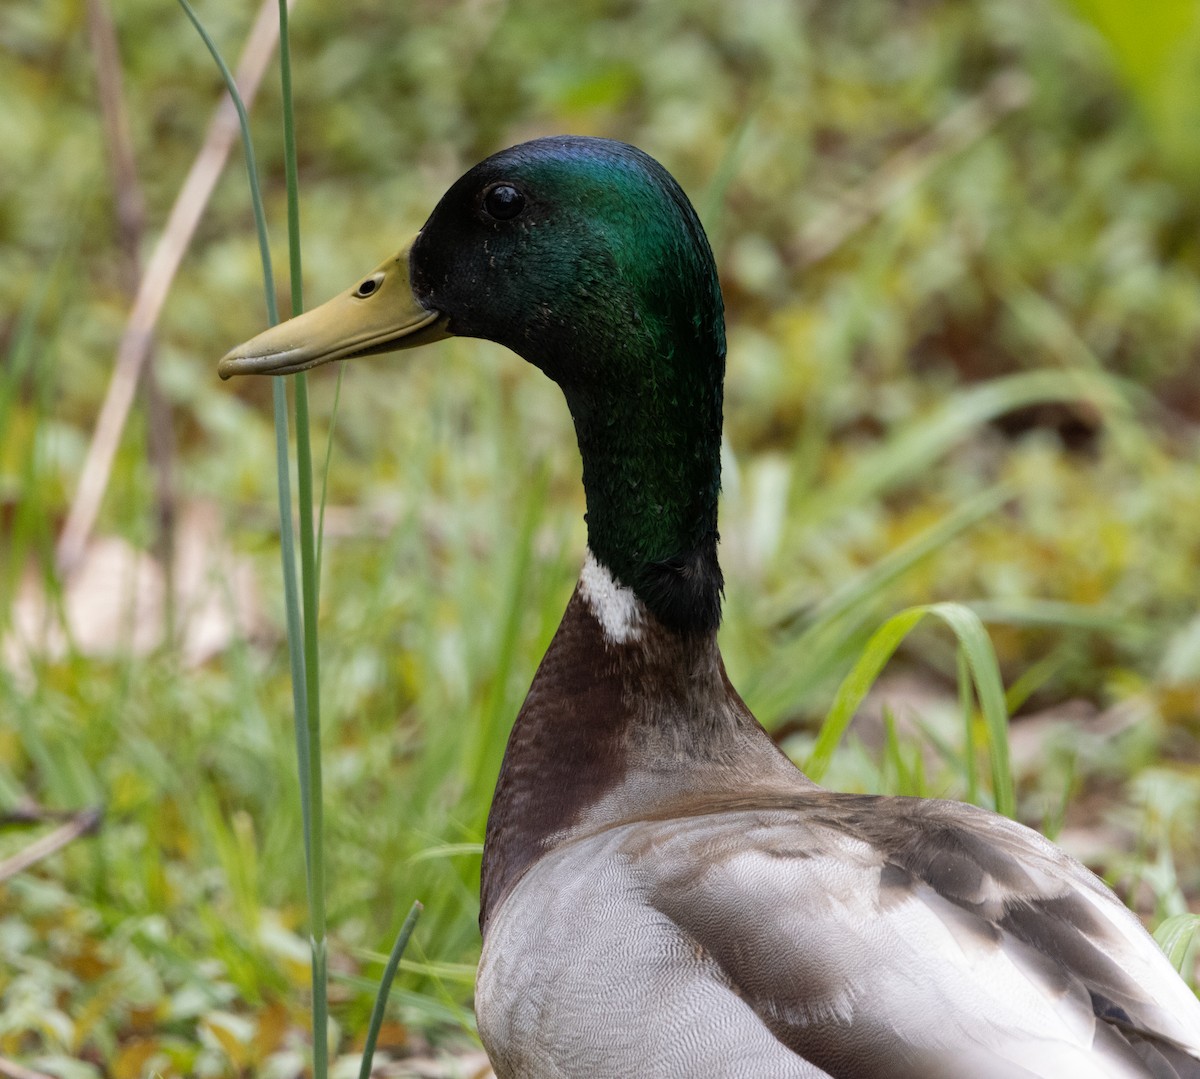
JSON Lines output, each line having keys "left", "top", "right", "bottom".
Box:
{"left": 218, "top": 238, "right": 450, "bottom": 379}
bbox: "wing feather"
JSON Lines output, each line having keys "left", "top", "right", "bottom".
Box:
{"left": 635, "top": 799, "right": 1200, "bottom": 1078}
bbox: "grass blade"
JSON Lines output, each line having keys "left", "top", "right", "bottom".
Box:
{"left": 1154, "top": 914, "right": 1200, "bottom": 985}
{"left": 273, "top": 2, "right": 329, "bottom": 1071}
{"left": 958, "top": 649, "right": 978, "bottom": 806}
{"left": 927, "top": 602, "right": 1014, "bottom": 816}
{"left": 751, "top": 484, "right": 1009, "bottom": 724}
{"left": 806, "top": 606, "right": 927, "bottom": 781}
{"left": 357, "top": 901, "right": 423, "bottom": 1079}
{"left": 174, "top": 4, "right": 307, "bottom": 777}
{"left": 807, "top": 601, "right": 1014, "bottom": 817}
{"left": 793, "top": 369, "right": 1129, "bottom": 534}
{"left": 178, "top": 0, "right": 326, "bottom": 1068}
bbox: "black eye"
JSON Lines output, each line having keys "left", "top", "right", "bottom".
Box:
{"left": 483, "top": 184, "right": 525, "bottom": 221}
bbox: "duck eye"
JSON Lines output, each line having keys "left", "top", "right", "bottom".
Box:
{"left": 483, "top": 184, "right": 525, "bottom": 221}
{"left": 354, "top": 273, "right": 384, "bottom": 298}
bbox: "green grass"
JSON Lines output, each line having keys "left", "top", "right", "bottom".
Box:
{"left": 2, "top": 0, "right": 1200, "bottom": 1075}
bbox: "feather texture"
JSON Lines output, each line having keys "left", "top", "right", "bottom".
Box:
{"left": 480, "top": 779, "right": 1200, "bottom": 1078}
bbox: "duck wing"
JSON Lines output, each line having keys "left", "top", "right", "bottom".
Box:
{"left": 641, "top": 794, "right": 1200, "bottom": 1078}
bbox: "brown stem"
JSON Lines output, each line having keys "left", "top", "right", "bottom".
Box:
{"left": 0, "top": 808, "right": 102, "bottom": 884}
{"left": 84, "top": 0, "right": 179, "bottom": 640}
{"left": 56, "top": 0, "right": 294, "bottom": 576}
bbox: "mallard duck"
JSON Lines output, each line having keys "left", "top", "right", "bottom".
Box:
{"left": 220, "top": 136, "right": 1200, "bottom": 1078}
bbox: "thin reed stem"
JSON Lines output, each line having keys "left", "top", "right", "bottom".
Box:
{"left": 178, "top": 0, "right": 321, "bottom": 1068}
{"left": 276, "top": 1, "right": 329, "bottom": 1072}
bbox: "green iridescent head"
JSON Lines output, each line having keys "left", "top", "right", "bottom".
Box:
{"left": 221, "top": 136, "right": 727, "bottom": 632}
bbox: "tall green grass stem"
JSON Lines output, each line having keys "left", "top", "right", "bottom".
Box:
{"left": 176, "top": 2, "right": 276, "bottom": 323}
{"left": 173, "top": 10, "right": 309, "bottom": 778}
{"left": 274, "top": 3, "right": 329, "bottom": 1072}
{"left": 277, "top": 0, "right": 302, "bottom": 318}
{"left": 178, "top": 2, "right": 327, "bottom": 1070}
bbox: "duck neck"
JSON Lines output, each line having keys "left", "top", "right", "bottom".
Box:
{"left": 561, "top": 342, "right": 725, "bottom": 635}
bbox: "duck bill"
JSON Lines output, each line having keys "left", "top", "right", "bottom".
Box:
{"left": 218, "top": 238, "right": 450, "bottom": 379}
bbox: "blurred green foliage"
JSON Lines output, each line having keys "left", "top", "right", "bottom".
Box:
{"left": 1, "top": 0, "right": 1199, "bottom": 1075}
{"left": 1068, "top": 0, "right": 1200, "bottom": 180}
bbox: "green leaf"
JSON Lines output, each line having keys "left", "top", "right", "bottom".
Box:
{"left": 808, "top": 602, "right": 1014, "bottom": 817}
{"left": 807, "top": 606, "right": 927, "bottom": 781}
{"left": 1154, "top": 913, "right": 1200, "bottom": 981}
{"left": 1066, "top": 0, "right": 1200, "bottom": 178}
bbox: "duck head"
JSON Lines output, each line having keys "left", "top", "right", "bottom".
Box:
{"left": 221, "top": 136, "right": 727, "bottom": 633}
